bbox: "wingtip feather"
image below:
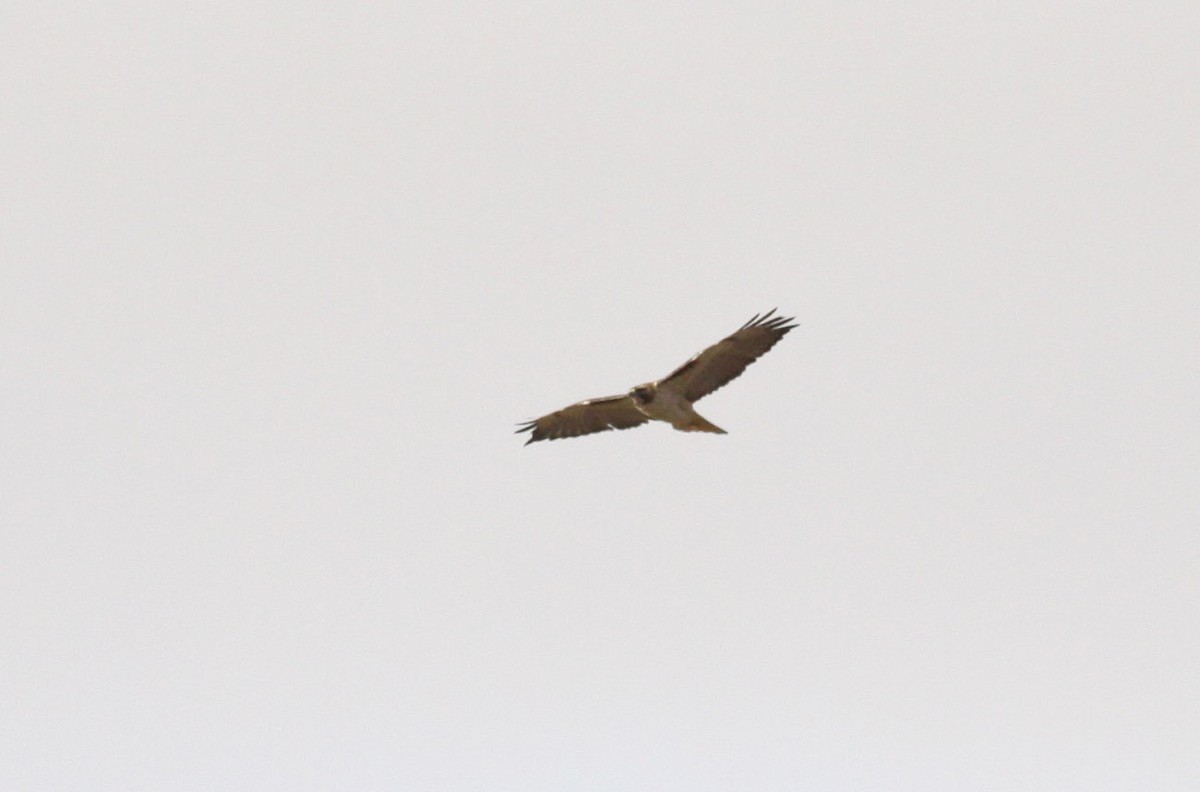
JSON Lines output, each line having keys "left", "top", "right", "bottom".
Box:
{"left": 744, "top": 307, "right": 796, "bottom": 330}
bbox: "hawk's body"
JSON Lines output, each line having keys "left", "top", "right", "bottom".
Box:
{"left": 629, "top": 381, "right": 727, "bottom": 434}
{"left": 517, "top": 309, "right": 796, "bottom": 445}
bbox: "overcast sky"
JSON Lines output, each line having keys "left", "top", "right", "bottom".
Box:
{"left": 3, "top": 2, "right": 1198, "bottom": 790}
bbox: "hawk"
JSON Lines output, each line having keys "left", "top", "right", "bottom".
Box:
{"left": 517, "top": 309, "right": 797, "bottom": 445}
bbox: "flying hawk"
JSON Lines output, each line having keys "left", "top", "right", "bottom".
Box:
{"left": 517, "top": 309, "right": 797, "bottom": 445}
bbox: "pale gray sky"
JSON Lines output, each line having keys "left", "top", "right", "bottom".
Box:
{"left": 3, "top": 2, "right": 1198, "bottom": 790}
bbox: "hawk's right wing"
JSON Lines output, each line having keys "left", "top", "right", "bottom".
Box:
{"left": 659, "top": 308, "right": 797, "bottom": 402}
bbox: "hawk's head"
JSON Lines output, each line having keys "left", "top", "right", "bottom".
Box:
{"left": 629, "top": 384, "right": 656, "bottom": 405}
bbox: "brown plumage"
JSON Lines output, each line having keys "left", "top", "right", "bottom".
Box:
{"left": 514, "top": 395, "right": 649, "bottom": 444}
{"left": 517, "top": 309, "right": 797, "bottom": 445}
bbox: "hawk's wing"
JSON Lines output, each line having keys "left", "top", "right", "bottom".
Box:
{"left": 660, "top": 309, "right": 797, "bottom": 402}
{"left": 516, "top": 395, "right": 649, "bottom": 445}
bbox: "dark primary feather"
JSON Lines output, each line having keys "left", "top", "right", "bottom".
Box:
{"left": 516, "top": 394, "right": 649, "bottom": 445}
{"left": 661, "top": 308, "right": 798, "bottom": 402}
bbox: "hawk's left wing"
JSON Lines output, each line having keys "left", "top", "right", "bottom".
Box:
{"left": 517, "top": 394, "right": 649, "bottom": 445}
{"left": 660, "top": 308, "right": 797, "bottom": 402}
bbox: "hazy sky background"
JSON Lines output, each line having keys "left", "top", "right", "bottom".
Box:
{"left": 3, "top": 2, "right": 1198, "bottom": 790}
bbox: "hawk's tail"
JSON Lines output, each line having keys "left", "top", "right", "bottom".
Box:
{"left": 679, "top": 415, "right": 727, "bottom": 434}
